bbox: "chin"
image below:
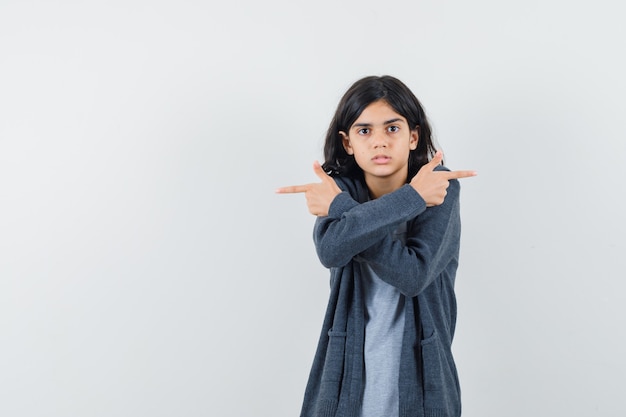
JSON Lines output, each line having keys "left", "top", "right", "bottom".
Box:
{"left": 367, "top": 170, "right": 398, "bottom": 179}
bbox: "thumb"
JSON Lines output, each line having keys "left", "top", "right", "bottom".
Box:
{"left": 423, "top": 150, "right": 443, "bottom": 171}
{"left": 313, "top": 160, "right": 331, "bottom": 182}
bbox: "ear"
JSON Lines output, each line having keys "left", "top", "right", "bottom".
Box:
{"left": 339, "top": 131, "right": 353, "bottom": 155}
{"left": 409, "top": 128, "right": 419, "bottom": 150}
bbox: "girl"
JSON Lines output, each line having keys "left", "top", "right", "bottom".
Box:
{"left": 277, "top": 75, "right": 475, "bottom": 417}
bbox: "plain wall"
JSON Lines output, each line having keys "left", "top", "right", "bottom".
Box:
{"left": 1, "top": 1, "right": 625, "bottom": 416}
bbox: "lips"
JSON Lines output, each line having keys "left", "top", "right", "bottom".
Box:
{"left": 372, "top": 155, "right": 391, "bottom": 164}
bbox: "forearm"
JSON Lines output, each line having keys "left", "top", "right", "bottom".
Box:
{"left": 355, "top": 218, "right": 459, "bottom": 297}
{"left": 355, "top": 181, "right": 461, "bottom": 296}
{"left": 314, "top": 184, "right": 426, "bottom": 268}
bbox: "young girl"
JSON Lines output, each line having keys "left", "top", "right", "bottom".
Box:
{"left": 277, "top": 75, "right": 476, "bottom": 417}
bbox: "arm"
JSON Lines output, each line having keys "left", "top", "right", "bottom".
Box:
{"left": 354, "top": 179, "right": 461, "bottom": 297}
{"left": 276, "top": 153, "right": 475, "bottom": 271}
{"left": 313, "top": 184, "right": 427, "bottom": 268}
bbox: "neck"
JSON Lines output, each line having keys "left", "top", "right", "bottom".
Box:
{"left": 365, "top": 171, "right": 407, "bottom": 199}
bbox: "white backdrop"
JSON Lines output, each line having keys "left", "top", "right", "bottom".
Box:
{"left": 1, "top": 1, "right": 625, "bottom": 416}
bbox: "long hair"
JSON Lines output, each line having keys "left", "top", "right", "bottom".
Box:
{"left": 322, "top": 75, "right": 437, "bottom": 180}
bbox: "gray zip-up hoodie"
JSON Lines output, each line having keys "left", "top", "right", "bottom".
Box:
{"left": 300, "top": 167, "right": 462, "bottom": 417}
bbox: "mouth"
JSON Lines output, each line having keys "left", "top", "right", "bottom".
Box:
{"left": 372, "top": 155, "right": 391, "bottom": 164}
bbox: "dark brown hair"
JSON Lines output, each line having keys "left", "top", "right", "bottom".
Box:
{"left": 322, "top": 75, "right": 437, "bottom": 180}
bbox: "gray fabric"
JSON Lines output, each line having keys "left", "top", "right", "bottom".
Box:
{"left": 360, "top": 223, "right": 407, "bottom": 417}
{"left": 300, "top": 166, "right": 462, "bottom": 417}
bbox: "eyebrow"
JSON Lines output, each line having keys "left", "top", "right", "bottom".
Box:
{"left": 352, "top": 118, "right": 405, "bottom": 128}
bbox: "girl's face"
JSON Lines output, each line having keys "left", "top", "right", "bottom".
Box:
{"left": 340, "top": 100, "right": 418, "bottom": 186}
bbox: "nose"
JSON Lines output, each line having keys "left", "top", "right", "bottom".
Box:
{"left": 372, "top": 130, "right": 387, "bottom": 148}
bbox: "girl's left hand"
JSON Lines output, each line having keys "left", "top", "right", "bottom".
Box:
{"left": 275, "top": 161, "right": 341, "bottom": 216}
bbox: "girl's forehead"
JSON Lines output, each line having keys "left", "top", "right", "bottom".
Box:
{"left": 352, "top": 100, "right": 407, "bottom": 125}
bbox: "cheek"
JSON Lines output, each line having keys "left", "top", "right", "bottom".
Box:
{"left": 353, "top": 152, "right": 366, "bottom": 163}
{"left": 352, "top": 151, "right": 369, "bottom": 165}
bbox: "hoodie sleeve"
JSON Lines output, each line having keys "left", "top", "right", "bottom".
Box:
{"left": 353, "top": 179, "right": 461, "bottom": 297}
{"left": 313, "top": 183, "right": 427, "bottom": 269}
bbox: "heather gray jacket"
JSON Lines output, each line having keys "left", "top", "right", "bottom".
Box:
{"left": 300, "top": 168, "right": 462, "bottom": 417}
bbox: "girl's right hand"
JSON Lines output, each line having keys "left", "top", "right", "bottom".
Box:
{"left": 410, "top": 151, "right": 476, "bottom": 207}
{"left": 275, "top": 161, "right": 342, "bottom": 216}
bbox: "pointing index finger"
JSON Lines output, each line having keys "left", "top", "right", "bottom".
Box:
{"left": 443, "top": 170, "right": 478, "bottom": 180}
{"left": 275, "top": 184, "right": 310, "bottom": 194}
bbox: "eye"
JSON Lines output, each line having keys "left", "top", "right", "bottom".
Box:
{"left": 357, "top": 128, "right": 370, "bottom": 135}
{"left": 387, "top": 125, "right": 400, "bottom": 133}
